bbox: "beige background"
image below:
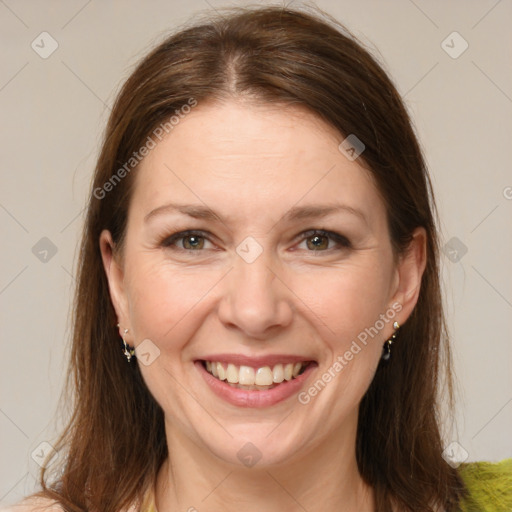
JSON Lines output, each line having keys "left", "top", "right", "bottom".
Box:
{"left": 1, "top": 0, "right": 511, "bottom": 505}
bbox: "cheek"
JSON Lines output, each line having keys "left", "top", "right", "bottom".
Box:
{"left": 124, "top": 259, "right": 225, "bottom": 347}
{"left": 288, "top": 264, "right": 395, "bottom": 431}
{"left": 292, "top": 260, "right": 394, "bottom": 345}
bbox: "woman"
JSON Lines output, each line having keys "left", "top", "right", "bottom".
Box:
{"left": 5, "top": 5, "right": 511, "bottom": 512}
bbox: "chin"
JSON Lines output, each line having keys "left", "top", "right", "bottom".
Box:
{"left": 200, "top": 423, "right": 307, "bottom": 469}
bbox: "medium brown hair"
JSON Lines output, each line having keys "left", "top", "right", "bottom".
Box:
{"left": 34, "top": 5, "right": 467, "bottom": 511}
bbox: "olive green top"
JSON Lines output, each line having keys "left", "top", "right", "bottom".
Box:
{"left": 458, "top": 459, "right": 512, "bottom": 512}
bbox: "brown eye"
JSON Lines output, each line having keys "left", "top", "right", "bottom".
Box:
{"left": 161, "top": 230, "right": 212, "bottom": 251}
{"left": 297, "top": 229, "right": 351, "bottom": 252}
{"left": 182, "top": 235, "right": 205, "bottom": 250}
{"left": 306, "top": 234, "right": 329, "bottom": 250}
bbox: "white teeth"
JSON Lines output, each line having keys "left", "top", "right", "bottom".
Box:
{"left": 273, "top": 364, "right": 284, "bottom": 383}
{"left": 226, "top": 363, "right": 239, "bottom": 384}
{"left": 255, "top": 366, "right": 273, "bottom": 386}
{"left": 239, "top": 365, "right": 255, "bottom": 385}
{"left": 217, "top": 363, "right": 226, "bottom": 381}
{"left": 204, "top": 360, "right": 308, "bottom": 386}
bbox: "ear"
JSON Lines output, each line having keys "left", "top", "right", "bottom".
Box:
{"left": 99, "top": 229, "right": 130, "bottom": 333}
{"left": 389, "top": 227, "right": 427, "bottom": 324}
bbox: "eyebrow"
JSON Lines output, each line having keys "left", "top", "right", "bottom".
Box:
{"left": 144, "top": 202, "right": 368, "bottom": 225}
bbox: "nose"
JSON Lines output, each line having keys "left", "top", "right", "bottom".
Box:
{"left": 217, "top": 251, "right": 293, "bottom": 339}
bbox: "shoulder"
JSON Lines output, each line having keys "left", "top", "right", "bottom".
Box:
{"left": 458, "top": 458, "right": 512, "bottom": 512}
{"left": 0, "top": 497, "right": 63, "bottom": 512}
{"left": 1, "top": 485, "right": 156, "bottom": 512}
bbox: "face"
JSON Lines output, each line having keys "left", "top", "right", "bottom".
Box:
{"left": 101, "top": 100, "right": 424, "bottom": 468}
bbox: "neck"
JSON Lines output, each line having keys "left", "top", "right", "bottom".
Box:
{"left": 155, "top": 418, "right": 374, "bottom": 512}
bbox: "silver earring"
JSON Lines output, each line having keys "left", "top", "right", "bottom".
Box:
{"left": 118, "top": 324, "right": 135, "bottom": 362}
{"left": 382, "top": 321, "right": 400, "bottom": 362}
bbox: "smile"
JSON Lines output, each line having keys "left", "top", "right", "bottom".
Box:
{"left": 195, "top": 357, "right": 317, "bottom": 408}
{"left": 203, "top": 360, "right": 310, "bottom": 390}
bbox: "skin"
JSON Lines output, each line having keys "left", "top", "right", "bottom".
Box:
{"left": 100, "top": 100, "right": 426, "bottom": 512}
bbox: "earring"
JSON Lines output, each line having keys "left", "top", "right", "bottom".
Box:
{"left": 381, "top": 321, "right": 400, "bottom": 362}
{"left": 117, "top": 323, "right": 135, "bottom": 362}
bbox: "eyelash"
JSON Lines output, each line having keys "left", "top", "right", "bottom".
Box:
{"left": 160, "top": 229, "right": 351, "bottom": 253}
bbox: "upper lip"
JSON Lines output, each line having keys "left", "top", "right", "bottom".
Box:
{"left": 197, "top": 354, "right": 316, "bottom": 368}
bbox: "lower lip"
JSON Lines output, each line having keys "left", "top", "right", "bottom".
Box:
{"left": 195, "top": 361, "right": 317, "bottom": 408}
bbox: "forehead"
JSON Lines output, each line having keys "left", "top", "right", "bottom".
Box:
{"left": 129, "top": 100, "right": 386, "bottom": 227}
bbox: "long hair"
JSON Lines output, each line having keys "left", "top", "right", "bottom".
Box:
{"left": 33, "top": 6, "right": 467, "bottom": 511}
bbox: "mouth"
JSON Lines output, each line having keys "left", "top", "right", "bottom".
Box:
{"left": 195, "top": 356, "right": 318, "bottom": 408}
{"left": 201, "top": 360, "right": 312, "bottom": 390}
